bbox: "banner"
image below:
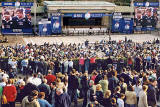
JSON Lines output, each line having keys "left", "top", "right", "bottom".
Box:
{"left": 2, "top": 2, "right": 33, "bottom": 7}
{"left": 134, "top": 2, "right": 159, "bottom": 7}
{"left": 63, "top": 13, "right": 112, "bottom": 18}
{"left": 38, "top": 21, "right": 52, "bottom": 36}
{"left": 122, "top": 18, "right": 134, "bottom": 34}
{"left": 1, "top": 2, "right": 33, "bottom": 34}
{"left": 51, "top": 13, "right": 62, "bottom": 34}
{"left": 112, "top": 13, "right": 123, "bottom": 33}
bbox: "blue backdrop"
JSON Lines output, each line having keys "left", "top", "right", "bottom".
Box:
{"left": 39, "top": 21, "right": 52, "bottom": 36}
{"left": 122, "top": 18, "right": 134, "bottom": 34}
{"left": 51, "top": 13, "right": 62, "bottom": 34}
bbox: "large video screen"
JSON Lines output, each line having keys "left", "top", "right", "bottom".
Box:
{"left": 2, "top": 7, "right": 32, "bottom": 34}
{"left": 134, "top": 7, "right": 158, "bottom": 31}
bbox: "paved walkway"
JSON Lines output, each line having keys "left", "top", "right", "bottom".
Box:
{"left": 23, "top": 34, "right": 160, "bottom": 45}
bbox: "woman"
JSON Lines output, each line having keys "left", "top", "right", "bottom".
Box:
{"left": 38, "top": 92, "right": 51, "bottom": 107}
{"left": 138, "top": 85, "right": 148, "bottom": 107}
{"left": 3, "top": 79, "right": 17, "bottom": 107}
{"left": 125, "top": 85, "right": 137, "bottom": 107}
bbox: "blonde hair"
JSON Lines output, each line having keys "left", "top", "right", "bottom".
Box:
{"left": 96, "top": 84, "right": 102, "bottom": 91}
{"left": 104, "top": 90, "right": 111, "bottom": 98}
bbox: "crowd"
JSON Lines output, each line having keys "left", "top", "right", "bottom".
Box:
{"left": 0, "top": 37, "right": 159, "bottom": 107}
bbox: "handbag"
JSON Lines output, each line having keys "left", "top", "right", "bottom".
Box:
{"left": 1, "top": 95, "right": 7, "bottom": 104}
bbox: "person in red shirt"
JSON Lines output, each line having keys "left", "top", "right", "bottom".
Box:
{"left": 3, "top": 79, "right": 17, "bottom": 107}
{"left": 45, "top": 70, "right": 56, "bottom": 85}
{"left": 79, "top": 56, "right": 85, "bottom": 73}
{"left": 90, "top": 56, "right": 96, "bottom": 74}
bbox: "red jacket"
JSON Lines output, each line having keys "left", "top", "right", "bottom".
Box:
{"left": 45, "top": 74, "right": 56, "bottom": 85}
{"left": 3, "top": 84, "right": 17, "bottom": 102}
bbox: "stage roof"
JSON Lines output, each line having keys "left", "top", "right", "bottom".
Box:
{"left": 43, "top": 1, "right": 116, "bottom": 7}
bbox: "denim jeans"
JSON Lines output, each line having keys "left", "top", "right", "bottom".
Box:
{"left": 125, "top": 104, "right": 136, "bottom": 107}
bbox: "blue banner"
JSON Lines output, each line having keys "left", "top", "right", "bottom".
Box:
{"left": 39, "top": 21, "right": 52, "bottom": 36}
{"left": 51, "top": 13, "right": 62, "bottom": 34}
{"left": 112, "top": 18, "right": 123, "bottom": 33}
{"left": 2, "top": 29, "right": 32, "bottom": 34}
{"left": 64, "top": 13, "right": 112, "bottom": 18}
{"left": 134, "top": 2, "right": 159, "bottom": 7}
{"left": 112, "top": 13, "right": 123, "bottom": 33}
{"left": 2, "top": 2, "right": 33, "bottom": 7}
{"left": 122, "top": 18, "right": 134, "bottom": 34}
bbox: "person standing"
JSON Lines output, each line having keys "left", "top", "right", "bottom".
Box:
{"left": 138, "top": 85, "right": 148, "bottom": 107}
{"left": 68, "top": 69, "right": 79, "bottom": 107}
{"left": 38, "top": 92, "right": 51, "bottom": 107}
{"left": 55, "top": 88, "right": 71, "bottom": 107}
{"left": 38, "top": 79, "right": 51, "bottom": 101}
{"left": 22, "top": 90, "right": 40, "bottom": 107}
{"left": 147, "top": 78, "right": 157, "bottom": 107}
{"left": 45, "top": 70, "right": 56, "bottom": 85}
{"left": 125, "top": 85, "right": 137, "bottom": 107}
{"left": 3, "top": 79, "right": 17, "bottom": 107}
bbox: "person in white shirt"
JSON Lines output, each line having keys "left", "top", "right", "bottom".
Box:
{"left": 68, "top": 59, "right": 73, "bottom": 74}
{"left": 133, "top": 79, "right": 142, "bottom": 102}
{"left": 138, "top": 85, "right": 148, "bottom": 107}
{"left": 0, "top": 77, "right": 7, "bottom": 87}
{"left": 117, "top": 93, "right": 125, "bottom": 107}
{"left": 27, "top": 74, "right": 42, "bottom": 86}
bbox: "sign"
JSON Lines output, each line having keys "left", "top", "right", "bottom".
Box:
{"left": 38, "top": 21, "right": 52, "bottom": 36}
{"left": 63, "top": 13, "right": 111, "bottom": 18}
{"left": 1, "top": 6, "right": 32, "bottom": 34}
{"left": 2, "top": 2, "right": 33, "bottom": 7}
{"left": 134, "top": 7, "right": 158, "bottom": 31}
{"left": 122, "top": 18, "right": 134, "bottom": 34}
{"left": 51, "top": 13, "right": 62, "bottom": 34}
{"left": 112, "top": 13, "right": 123, "bottom": 32}
{"left": 134, "top": 2, "right": 159, "bottom": 7}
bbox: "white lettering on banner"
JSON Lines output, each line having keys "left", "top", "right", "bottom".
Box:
{"left": 13, "top": 29, "right": 22, "bottom": 32}
{"left": 113, "top": 13, "right": 122, "bottom": 16}
{"left": 52, "top": 13, "right": 61, "bottom": 16}
{"left": 137, "top": 3, "right": 143, "bottom": 6}
{"left": 74, "top": 14, "right": 83, "bottom": 18}
{"left": 4, "top": 3, "right": 13, "bottom": 6}
{"left": 113, "top": 16, "right": 122, "bottom": 19}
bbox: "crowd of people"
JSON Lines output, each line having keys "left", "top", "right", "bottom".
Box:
{"left": 0, "top": 37, "right": 159, "bottom": 107}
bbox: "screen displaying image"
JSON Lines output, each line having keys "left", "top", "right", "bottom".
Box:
{"left": 134, "top": 7, "right": 158, "bottom": 29}
{"left": 2, "top": 6, "right": 32, "bottom": 34}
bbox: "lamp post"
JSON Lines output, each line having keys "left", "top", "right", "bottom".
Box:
{"left": 34, "top": 0, "right": 37, "bottom": 35}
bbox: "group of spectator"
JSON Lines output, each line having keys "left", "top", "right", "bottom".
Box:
{"left": 0, "top": 38, "right": 159, "bottom": 107}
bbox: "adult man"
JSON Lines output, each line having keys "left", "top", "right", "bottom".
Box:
{"left": 142, "top": 8, "right": 156, "bottom": 28}
{"left": 38, "top": 79, "right": 51, "bottom": 100}
{"left": 27, "top": 74, "right": 42, "bottom": 86}
{"left": 68, "top": 69, "right": 79, "bottom": 107}
{"left": 22, "top": 90, "right": 40, "bottom": 107}
{"left": 55, "top": 88, "right": 71, "bottom": 107}
{"left": 147, "top": 78, "right": 157, "bottom": 107}
{"left": 45, "top": 70, "right": 56, "bottom": 85}
{"left": 12, "top": 8, "right": 31, "bottom": 29}
{"left": 2, "top": 11, "right": 13, "bottom": 29}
